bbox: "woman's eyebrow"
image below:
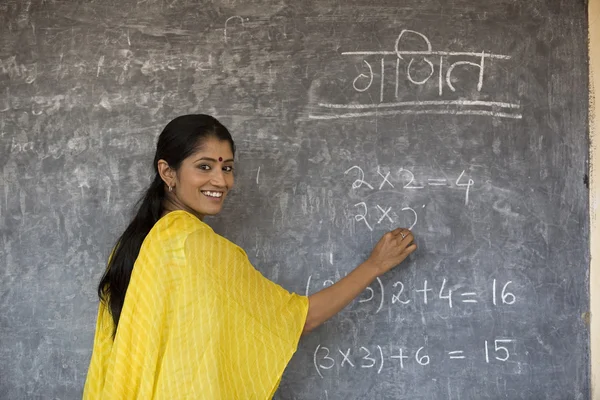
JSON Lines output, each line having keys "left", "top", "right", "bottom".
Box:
{"left": 194, "top": 157, "right": 234, "bottom": 163}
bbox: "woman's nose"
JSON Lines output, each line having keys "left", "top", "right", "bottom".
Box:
{"left": 210, "top": 170, "right": 226, "bottom": 187}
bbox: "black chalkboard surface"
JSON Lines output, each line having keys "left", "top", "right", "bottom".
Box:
{"left": 0, "top": 0, "right": 590, "bottom": 399}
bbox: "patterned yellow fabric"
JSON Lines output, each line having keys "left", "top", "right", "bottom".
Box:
{"left": 83, "top": 210, "right": 309, "bottom": 399}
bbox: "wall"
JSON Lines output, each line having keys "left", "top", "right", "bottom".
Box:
{"left": 590, "top": 0, "right": 600, "bottom": 398}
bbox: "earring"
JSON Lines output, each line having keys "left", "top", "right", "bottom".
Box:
{"left": 168, "top": 185, "right": 173, "bottom": 192}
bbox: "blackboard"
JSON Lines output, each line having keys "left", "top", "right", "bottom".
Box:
{"left": 0, "top": 0, "right": 590, "bottom": 399}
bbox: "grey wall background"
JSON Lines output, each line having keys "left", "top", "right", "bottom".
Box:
{"left": 0, "top": 0, "right": 590, "bottom": 399}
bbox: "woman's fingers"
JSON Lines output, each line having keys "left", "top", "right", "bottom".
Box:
{"left": 403, "top": 243, "right": 417, "bottom": 256}
{"left": 395, "top": 242, "right": 418, "bottom": 265}
{"left": 390, "top": 229, "right": 416, "bottom": 261}
{"left": 396, "top": 229, "right": 414, "bottom": 248}
{"left": 368, "top": 228, "right": 417, "bottom": 275}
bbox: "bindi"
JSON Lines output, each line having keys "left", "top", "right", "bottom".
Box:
{"left": 218, "top": 157, "right": 223, "bottom": 162}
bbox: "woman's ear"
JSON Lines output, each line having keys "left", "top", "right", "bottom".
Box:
{"left": 157, "top": 159, "right": 175, "bottom": 188}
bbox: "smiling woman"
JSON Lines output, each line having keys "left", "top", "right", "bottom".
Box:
{"left": 82, "top": 114, "right": 417, "bottom": 399}
{"left": 158, "top": 136, "right": 235, "bottom": 220}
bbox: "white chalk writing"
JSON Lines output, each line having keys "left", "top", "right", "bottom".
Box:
{"left": 309, "top": 29, "right": 522, "bottom": 120}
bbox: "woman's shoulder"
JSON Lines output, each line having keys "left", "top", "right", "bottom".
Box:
{"left": 142, "top": 210, "right": 212, "bottom": 249}
{"left": 176, "top": 217, "right": 244, "bottom": 256}
{"left": 157, "top": 210, "right": 212, "bottom": 234}
{"left": 149, "top": 211, "right": 241, "bottom": 251}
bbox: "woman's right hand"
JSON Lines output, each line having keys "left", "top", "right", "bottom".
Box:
{"left": 367, "top": 228, "right": 417, "bottom": 277}
{"left": 302, "top": 227, "right": 417, "bottom": 334}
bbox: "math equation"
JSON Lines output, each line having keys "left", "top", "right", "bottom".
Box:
{"left": 306, "top": 277, "right": 516, "bottom": 314}
{"left": 344, "top": 165, "right": 474, "bottom": 232}
{"left": 313, "top": 339, "right": 517, "bottom": 378}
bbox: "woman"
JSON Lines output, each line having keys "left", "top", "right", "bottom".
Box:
{"left": 83, "top": 114, "right": 416, "bottom": 399}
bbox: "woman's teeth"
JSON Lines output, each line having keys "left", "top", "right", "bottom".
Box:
{"left": 202, "top": 191, "right": 223, "bottom": 198}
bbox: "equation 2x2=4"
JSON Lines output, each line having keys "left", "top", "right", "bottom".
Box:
{"left": 345, "top": 166, "right": 474, "bottom": 231}
{"left": 345, "top": 165, "right": 475, "bottom": 203}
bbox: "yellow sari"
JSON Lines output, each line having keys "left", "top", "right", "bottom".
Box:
{"left": 83, "top": 210, "right": 309, "bottom": 399}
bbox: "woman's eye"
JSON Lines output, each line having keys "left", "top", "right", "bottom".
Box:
{"left": 223, "top": 166, "right": 234, "bottom": 173}
{"left": 198, "top": 164, "right": 211, "bottom": 170}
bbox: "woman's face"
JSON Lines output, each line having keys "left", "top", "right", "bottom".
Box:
{"left": 165, "top": 137, "right": 234, "bottom": 220}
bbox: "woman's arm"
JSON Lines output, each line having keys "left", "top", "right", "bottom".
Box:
{"left": 302, "top": 228, "right": 416, "bottom": 335}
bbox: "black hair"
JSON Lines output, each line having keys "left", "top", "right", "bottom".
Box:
{"left": 97, "top": 114, "right": 235, "bottom": 336}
